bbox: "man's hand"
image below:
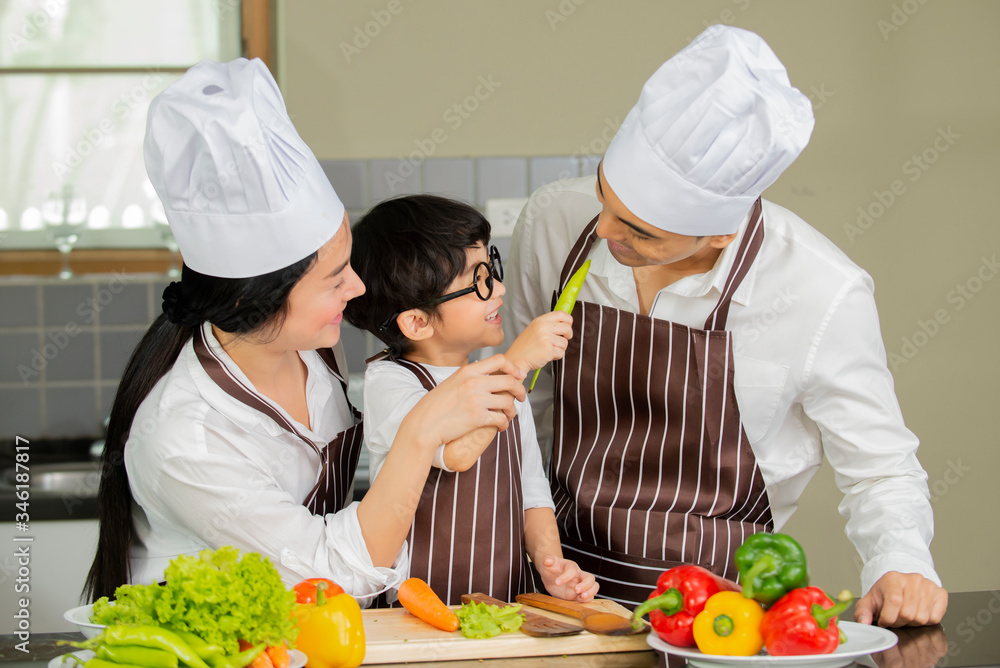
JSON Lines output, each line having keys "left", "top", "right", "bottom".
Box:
{"left": 854, "top": 571, "right": 948, "bottom": 627}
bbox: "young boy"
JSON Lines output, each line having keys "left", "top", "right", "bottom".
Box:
{"left": 344, "top": 195, "right": 598, "bottom": 605}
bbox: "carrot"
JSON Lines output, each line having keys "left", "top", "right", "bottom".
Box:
{"left": 265, "top": 645, "right": 289, "bottom": 668}
{"left": 239, "top": 640, "right": 274, "bottom": 668}
{"left": 397, "top": 578, "right": 460, "bottom": 632}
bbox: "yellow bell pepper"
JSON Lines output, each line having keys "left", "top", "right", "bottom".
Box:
{"left": 692, "top": 591, "right": 765, "bottom": 656}
{"left": 290, "top": 581, "right": 365, "bottom": 668}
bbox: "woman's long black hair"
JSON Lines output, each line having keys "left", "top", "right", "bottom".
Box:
{"left": 83, "top": 254, "right": 316, "bottom": 601}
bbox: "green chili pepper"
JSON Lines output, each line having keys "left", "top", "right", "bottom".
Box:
{"left": 216, "top": 643, "right": 265, "bottom": 668}
{"left": 528, "top": 259, "right": 591, "bottom": 393}
{"left": 734, "top": 533, "right": 809, "bottom": 606}
{"left": 84, "top": 658, "right": 147, "bottom": 668}
{"left": 88, "top": 626, "right": 212, "bottom": 668}
{"left": 163, "top": 629, "right": 226, "bottom": 665}
{"left": 95, "top": 645, "right": 179, "bottom": 668}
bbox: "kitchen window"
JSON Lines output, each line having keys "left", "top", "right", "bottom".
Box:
{"left": 0, "top": 0, "right": 274, "bottom": 276}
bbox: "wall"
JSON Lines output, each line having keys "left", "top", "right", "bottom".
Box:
{"left": 0, "top": 519, "right": 98, "bottom": 633}
{"left": 0, "top": 278, "right": 168, "bottom": 438}
{"left": 279, "top": 0, "right": 1000, "bottom": 594}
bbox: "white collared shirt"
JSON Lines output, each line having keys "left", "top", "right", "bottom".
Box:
{"left": 504, "top": 176, "right": 941, "bottom": 595}
{"left": 125, "top": 322, "right": 407, "bottom": 603}
{"left": 362, "top": 359, "right": 555, "bottom": 513}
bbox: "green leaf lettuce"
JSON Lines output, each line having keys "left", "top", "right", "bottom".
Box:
{"left": 456, "top": 601, "right": 525, "bottom": 639}
{"left": 91, "top": 546, "right": 297, "bottom": 654}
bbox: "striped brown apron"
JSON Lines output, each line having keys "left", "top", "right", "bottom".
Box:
{"left": 373, "top": 353, "right": 531, "bottom": 605}
{"left": 194, "top": 326, "right": 363, "bottom": 515}
{"left": 551, "top": 200, "right": 773, "bottom": 607}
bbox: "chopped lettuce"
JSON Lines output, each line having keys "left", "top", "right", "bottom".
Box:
{"left": 90, "top": 546, "right": 297, "bottom": 654}
{"left": 456, "top": 601, "right": 525, "bottom": 639}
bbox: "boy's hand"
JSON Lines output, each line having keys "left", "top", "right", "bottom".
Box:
{"left": 505, "top": 311, "right": 574, "bottom": 374}
{"left": 537, "top": 555, "right": 599, "bottom": 603}
{"left": 443, "top": 426, "right": 499, "bottom": 472}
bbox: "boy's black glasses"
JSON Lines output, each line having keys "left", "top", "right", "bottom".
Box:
{"left": 378, "top": 245, "right": 503, "bottom": 333}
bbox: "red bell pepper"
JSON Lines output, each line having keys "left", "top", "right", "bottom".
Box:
{"left": 760, "top": 587, "right": 853, "bottom": 655}
{"left": 631, "top": 565, "right": 740, "bottom": 647}
{"left": 293, "top": 578, "right": 344, "bottom": 604}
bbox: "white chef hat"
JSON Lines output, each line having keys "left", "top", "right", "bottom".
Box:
{"left": 144, "top": 58, "right": 344, "bottom": 278}
{"left": 603, "top": 25, "right": 814, "bottom": 236}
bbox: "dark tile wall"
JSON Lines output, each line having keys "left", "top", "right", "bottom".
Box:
{"left": 0, "top": 155, "right": 599, "bottom": 439}
{"left": 0, "top": 278, "right": 166, "bottom": 439}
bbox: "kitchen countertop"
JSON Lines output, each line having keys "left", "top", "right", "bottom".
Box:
{"left": 1, "top": 590, "right": 997, "bottom": 667}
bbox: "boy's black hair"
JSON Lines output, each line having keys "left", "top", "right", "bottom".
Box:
{"left": 344, "top": 194, "right": 491, "bottom": 356}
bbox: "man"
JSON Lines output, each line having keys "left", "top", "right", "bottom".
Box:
{"left": 505, "top": 25, "right": 946, "bottom": 626}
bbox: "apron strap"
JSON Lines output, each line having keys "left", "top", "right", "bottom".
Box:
{"left": 365, "top": 350, "right": 392, "bottom": 364}
{"left": 703, "top": 198, "right": 764, "bottom": 331}
{"left": 383, "top": 356, "right": 438, "bottom": 392}
{"left": 557, "top": 200, "right": 765, "bottom": 332}
{"left": 367, "top": 349, "right": 439, "bottom": 393}
{"left": 316, "top": 347, "right": 347, "bottom": 387}
{"left": 316, "top": 347, "right": 362, "bottom": 422}
{"left": 553, "top": 215, "right": 601, "bottom": 310}
{"left": 193, "top": 326, "right": 321, "bottom": 455}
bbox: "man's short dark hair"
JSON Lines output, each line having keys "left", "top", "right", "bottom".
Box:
{"left": 344, "top": 194, "right": 491, "bottom": 356}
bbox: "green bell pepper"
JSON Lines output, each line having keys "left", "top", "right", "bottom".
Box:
{"left": 734, "top": 533, "right": 809, "bottom": 606}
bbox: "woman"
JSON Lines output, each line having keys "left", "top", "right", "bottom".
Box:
{"left": 84, "top": 58, "right": 525, "bottom": 603}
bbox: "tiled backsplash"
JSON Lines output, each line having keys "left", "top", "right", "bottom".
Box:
{"left": 0, "top": 155, "right": 599, "bottom": 439}
{"left": 0, "top": 278, "right": 167, "bottom": 438}
{"left": 322, "top": 154, "right": 598, "bottom": 211}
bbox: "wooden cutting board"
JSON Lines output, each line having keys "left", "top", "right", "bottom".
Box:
{"left": 361, "top": 599, "right": 650, "bottom": 664}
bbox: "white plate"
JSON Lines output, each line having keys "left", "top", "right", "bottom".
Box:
{"left": 62, "top": 604, "right": 104, "bottom": 639}
{"left": 51, "top": 648, "right": 308, "bottom": 668}
{"left": 50, "top": 650, "right": 94, "bottom": 668}
{"left": 646, "top": 621, "right": 897, "bottom": 668}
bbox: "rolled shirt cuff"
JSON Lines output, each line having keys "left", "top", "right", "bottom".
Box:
{"left": 277, "top": 501, "right": 409, "bottom": 608}
{"left": 860, "top": 551, "right": 942, "bottom": 596}
{"left": 432, "top": 444, "right": 454, "bottom": 472}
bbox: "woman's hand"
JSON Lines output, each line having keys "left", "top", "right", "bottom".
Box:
{"left": 401, "top": 354, "right": 526, "bottom": 451}
{"left": 504, "top": 311, "right": 574, "bottom": 374}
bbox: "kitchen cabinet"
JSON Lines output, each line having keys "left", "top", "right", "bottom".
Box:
{"left": 0, "top": 520, "right": 98, "bottom": 634}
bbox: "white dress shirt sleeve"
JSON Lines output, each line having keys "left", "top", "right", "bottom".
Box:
{"left": 363, "top": 362, "right": 451, "bottom": 484}
{"left": 802, "top": 277, "right": 940, "bottom": 594}
{"left": 142, "top": 431, "right": 407, "bottom": 606}
{"left": 517, "top": 397, "right": 556, "bottom": 511}
{"left": 507, "top": 191, "right": 570, "bottom": 458}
